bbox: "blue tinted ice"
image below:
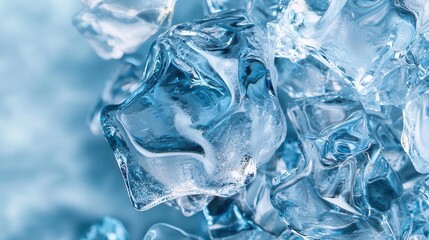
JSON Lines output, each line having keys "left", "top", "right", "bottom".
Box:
{"left": 73, "top": 0, "right": 176, "bottom": 59}
{"left": 273, "top": 0, "right": 425, "bottom": 108}
{"left": 401, "top": 0, "right": 429, "bottom": 33}
{"left": 402, "top": 81, "right": 429, "bottom": 174}
{"left": 204, "top": 0, "right": 285, "bottom": 24}
{"left": 405, "top": 176, "right": 429, "bottom": 239}
{"left": 368, "top": 106, "right": 421, "bottom": 184}
{"left": 89, "top": 63, "right": 143, "bottom": 134}
{"left": 203, "top": 141, "right": 308, "bottom": 239}
{"left": 143, "top": 223, "right": 203, "bottom": 240}
{"left": 81, "top": 216, "right": 128, "bottom": 240}
{"left": 101, "top": 10, "right": 286, "bottom": 211}
{"left": 271, "top": 95, "right": 411, "bottom": 239}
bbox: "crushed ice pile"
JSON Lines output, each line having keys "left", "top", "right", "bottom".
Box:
{"left": 75, "top": 0, "right": 429, "bottom": 239}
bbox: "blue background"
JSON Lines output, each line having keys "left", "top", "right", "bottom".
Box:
{"left": 0, "top": 0, "right": 209, "bottom": 239}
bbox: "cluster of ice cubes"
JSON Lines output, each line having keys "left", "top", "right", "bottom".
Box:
{"left": 74, "top": 0, "right": 429, "bottom": 239}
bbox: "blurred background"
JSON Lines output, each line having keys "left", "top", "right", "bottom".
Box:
{"left": 0, "top": 0, "right": 208, "bottom": 239}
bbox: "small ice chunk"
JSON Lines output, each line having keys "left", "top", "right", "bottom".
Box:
{"left": 73, "top": 0, "right": 176, "bottom": 59}
{"left": 143, "top": 223, "right": 203, "bottom": 240}
{"left": 81, "top": 216, "right": 128, "bottom": 240}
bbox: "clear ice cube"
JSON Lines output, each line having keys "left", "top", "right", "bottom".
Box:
{"left": 143, "top": 223, "right": 203, "bottom": 240}
{"left": 81, "top": 216, "right": 128, "bottom": 240}
{"left": 402, "top": 81, "right": 429, "bottom": 174}
{"left": 101, "top": 10, "right": 286, "bottom": 211}
{"left": 73, "top": 0, "right": 176, "bottom": 59}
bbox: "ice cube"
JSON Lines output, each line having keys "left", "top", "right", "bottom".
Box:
{"left": 101, "top": 10, "right": 286, "bottom": 211}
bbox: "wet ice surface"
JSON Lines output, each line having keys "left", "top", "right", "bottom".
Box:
{"left": 101, "top": 10, "right": 286, "bottom": 211}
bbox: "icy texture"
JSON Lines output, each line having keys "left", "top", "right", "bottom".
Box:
{"left": 165, "top": 194, "right": 213, "bottom": 217}
{"left": 203, "top": 0, "right": 285, "bottom": 24}
{"left": 143, "top": 223, "right": 203, "bottom": 240}
{"left": 101, "top": 10, "right": 286, "bottom": 211}
{"left": 81, "top": 217, "right": 128, "bottom": 240}
{"left": 271, "top": 95, "right": 411, "bottom": 239}
{"left": 401, "top": 0, "right": 429, "bottom": 34}
{"left": 73, "top": 0, "right": 176, "bottom": 59}
{"left": 368, "top": 106, "right": 421, "bottom": 185}
{"left": 275, "top": 56, "right": 355, "bottom": 99}
{"left": 402, "top": 81, "right": 429, "bottom": 174}
{"left": 273, "top": 0, "right": 425, "bottom": 108}
{"left": 405, "top": 176, "right": 429, "bottom": 239}
{"left": 203, "top": 141, "right": 308, "bottom": 239}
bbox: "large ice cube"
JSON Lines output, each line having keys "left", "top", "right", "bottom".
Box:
{"left": 101, "top": 10, "right": 286, "bottom": 211}
{"left": 73, "top": 0, "right": 176, "bottom": 59}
